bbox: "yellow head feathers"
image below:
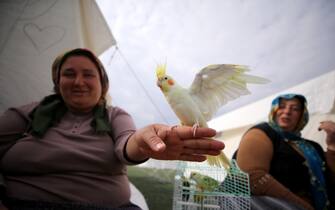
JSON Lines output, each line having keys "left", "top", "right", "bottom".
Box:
{"left": 156, "top": 64, "right": 167, "bottom": 79}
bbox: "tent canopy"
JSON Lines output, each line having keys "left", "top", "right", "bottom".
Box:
{"left": 0, "top": 0, "right": 115, "bottom": 113}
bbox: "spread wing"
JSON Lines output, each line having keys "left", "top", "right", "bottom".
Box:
{"left": 189, "top": 64, "right": 269, "bottom": 121}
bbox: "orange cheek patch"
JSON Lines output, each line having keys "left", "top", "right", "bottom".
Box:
{"left": 168, "top": 79, "right": 174, "bottom": 86}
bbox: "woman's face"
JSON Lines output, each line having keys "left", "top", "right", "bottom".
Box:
{"left": 59, "top": 55, "right": 102, "bottom": 113}
{"left": 275, "top": 98, "right": 303, "bottom": 132}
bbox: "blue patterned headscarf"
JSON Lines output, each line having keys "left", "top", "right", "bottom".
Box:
{"left": 268, "top": 93, "right": 329, "bottom": 210}
{"left": 268, "top": 93, "right": 309, "bottom": 134}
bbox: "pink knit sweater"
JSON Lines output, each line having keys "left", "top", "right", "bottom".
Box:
{"left": 0, "top": 102, "right": 139, "bottom": 207}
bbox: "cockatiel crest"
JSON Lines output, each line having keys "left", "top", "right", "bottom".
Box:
{"left": 156, "top": 64, "right": 175, "bottom": 93}
{"left": 156, "top": 63, "right": 166, "bottom": 79}
{"left": 155, "top": 63, "right": 270, "bottom": 168}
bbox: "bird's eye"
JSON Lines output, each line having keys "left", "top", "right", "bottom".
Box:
{"left": 164, "top": 77, "right": 168, "bottom": 80}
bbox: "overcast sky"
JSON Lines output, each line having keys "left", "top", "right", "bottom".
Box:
{"left": 96, "top": 0, "right": 335, "bottom": 129}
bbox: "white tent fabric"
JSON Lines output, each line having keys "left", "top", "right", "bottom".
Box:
{"left": 0, "top": 0, "right": 149, "bottom": 208}
{"left": 209, "top": 70, "right": 335, "bottom": 158}
{"left": 0, "top": 0, "right": 115, "bottom": 113}
{"left": 130, "top": 183, "right": 149, "bottom": 210}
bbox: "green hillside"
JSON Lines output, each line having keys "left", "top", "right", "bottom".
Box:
{"left": 127, "top": 166, "right": 176, "bottom": 210}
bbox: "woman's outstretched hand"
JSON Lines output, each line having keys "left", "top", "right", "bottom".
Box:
{"left": 126, "top": 124, "right": 225, "bottom": 162}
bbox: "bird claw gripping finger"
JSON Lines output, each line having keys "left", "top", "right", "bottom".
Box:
{"left": 192, "top": 123, "right": 200, "bottom": 137}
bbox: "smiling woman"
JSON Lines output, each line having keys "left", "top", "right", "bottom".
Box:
{"left": 53, "top": 49, "right": 108, "bottom": 113}
{"left": 0, "top": 48, "right": 226, "bottom": 210}
{"left": 58, "top": 55, "right": 103, "bottom": 112}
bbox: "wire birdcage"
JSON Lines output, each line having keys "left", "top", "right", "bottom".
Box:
{"left": 173, "top": 160, "right": 250, "bottom": 210}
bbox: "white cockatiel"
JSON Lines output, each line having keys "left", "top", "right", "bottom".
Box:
{"left": 156, "top": 64, "right": 269, "bottom": 169}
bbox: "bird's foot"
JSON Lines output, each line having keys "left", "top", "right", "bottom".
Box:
{"left": 192, "top": 123, "right": 200, "bottom": 137}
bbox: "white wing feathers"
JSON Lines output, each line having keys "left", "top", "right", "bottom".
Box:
{"left": 189, "top": 64, "right": 269, "bottom": 121}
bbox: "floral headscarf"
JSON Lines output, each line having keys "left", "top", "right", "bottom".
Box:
{"left": 268, "top": 93, "right": 329, "bottom": 210}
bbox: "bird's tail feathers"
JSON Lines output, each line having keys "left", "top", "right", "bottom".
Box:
{"left": 206, "top": 152, "right": 230, "bottom": 170}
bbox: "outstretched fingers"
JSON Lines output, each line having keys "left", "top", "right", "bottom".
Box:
{"left": 181, "top": 147, "right": 223, "bottom": 156}
{"left": 177, "top": 154, "right": 207, "bottom": 162}
{"left": 171, "top": 125, "right": 217, "bottom": 139}
{"left": 139, "top": 124, "right": 224, "bottom": 161}
{"left": 182, "top": 138, "right": 225, "bottom": 154}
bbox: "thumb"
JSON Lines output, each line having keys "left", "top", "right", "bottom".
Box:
{"left": 141, "top": 125, "right": 167, "bottom": 152}
{"left": 149, "top": 135, "right": 166, "bottom": 152}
